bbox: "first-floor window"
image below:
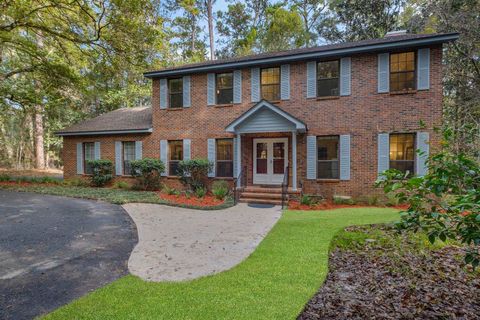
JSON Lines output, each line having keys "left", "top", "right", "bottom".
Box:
{"left": 83, "top": 142, "right": 95, "bottom": 175}
{"left": 216, "top": 139, "right": 233, "bottom": 177}
{"left": 123, "top": 141, "right": 135, "bottom": 175}
{"left": 169, "top": 140, "right": 183, "bottom": 176}
{"left": 317, "top": 136, "right": 339, "bottom": 179}
{"left": 389, "top": 133, "right": 415, "bottom": 175}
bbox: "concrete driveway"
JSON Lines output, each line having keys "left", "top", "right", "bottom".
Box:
{"left": 0, "top": 190, "right": 137, "bottom": 320}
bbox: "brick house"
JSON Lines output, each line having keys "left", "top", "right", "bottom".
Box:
{"left": 57, "top": 32, "right": 458, "bottom": 202}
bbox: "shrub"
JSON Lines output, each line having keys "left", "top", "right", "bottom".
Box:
{"left": 300, "top": 194, "right": 313, "bottom": 206}
{"left": 113, "top": 180, "right": 130, "bottom": 189}
{"left": 333, "top": 195, "right": 355, "bottom": 205}
{"left": 162, "top": 185, "right": 179, "bottom": 195}
{"left": 195, "top": 186, "right": 207, "bottom": 198}
{"left": 63, "top": 177, "right": 90, "bottom": 187}
{"left": 0, "top": 174, "right": 11, "bottom": 182}
{"left": 88, "top": 160, "right": 113, "bottom": 187}
{"left": 212, "top": 180, "right": 229, "bottom": 200}
{"left": 377, "top": 147, "right": 480, "bottom": 269}
{"left": 130, "top": 158, "right": 165, "bottom": 191}
{"left": 178, "top": 158, "right": 213, "bottom": 191}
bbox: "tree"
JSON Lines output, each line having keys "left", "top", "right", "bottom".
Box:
{"left": 322, "top": 0, "right": 406, "bottom": 42}
{"left": 203, "top": 0, "right": 216, "bottom": 60}
{"left": 289, "top": 0, "right": 328, "bottom": 47}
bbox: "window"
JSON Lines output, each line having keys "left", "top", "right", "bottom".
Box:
{"left": 389, "top": 133, "right": 415, "bottom": 175}
{"left": 168, "top": 140, "right": 183, "bottom": 176}
{"left": 169, "top": 78, "right": 183, "bottom": 108}
{"left": 261, "top": 67, "right": 280, "bottom": 101}
{"left": 216, "top": 139, "right": 233, "bottom": 177}
{"left": 317, "top": 60, "right": 339, "bottom": 97}
{"left": 83, "top": 142, "right": 95, "bottom": 175}
{"left": 390, "top": 52, "right": 416, "bottom": 92}
{"left": 317, "top": 136, "right": 339, "bottom": 179}
{"left": 123, "top": 141, "right": 135, "bottom": 175}
{"left": 216, "top": 73, "right": 233, "bottom": 104}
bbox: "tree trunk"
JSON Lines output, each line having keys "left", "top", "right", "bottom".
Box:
{"left": 34, "top": 105, "right": 45, "bottom": 169}
{"left": 206, "top": 0, "right": 215, "bottom": 60}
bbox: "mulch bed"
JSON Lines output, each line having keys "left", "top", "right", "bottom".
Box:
{"left": 288, "top": 200, "right": 409, "bottom": 211}
{"left": 158, "top": 192, "right": 224, "bottom": 207}
{"left": 298, "top": 227, "right": 480, "bottom": 319}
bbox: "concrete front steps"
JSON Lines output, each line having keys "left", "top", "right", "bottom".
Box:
{"left": 238, "top": 186, "right": 301, "bottom": 206}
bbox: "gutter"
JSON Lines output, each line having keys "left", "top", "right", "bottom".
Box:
{"left": 144, "top": 33, "right": 459, "bottom": 78}
{"left": 55, "top": 128, "right": 153, "bottom": 137}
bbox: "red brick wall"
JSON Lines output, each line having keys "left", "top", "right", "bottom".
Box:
{"left": 63, "top": 45, "right": 443, "bottom": 198}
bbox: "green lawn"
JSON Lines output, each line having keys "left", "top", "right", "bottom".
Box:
{"left": 43, "top": 208, "right": 399, "bottom": 320}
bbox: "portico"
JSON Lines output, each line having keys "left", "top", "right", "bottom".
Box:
{"left": 225, "top": 100, "right": 307, "bottom": 191}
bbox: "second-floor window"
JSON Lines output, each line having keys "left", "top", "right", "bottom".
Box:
{"left": 317, "top": 60, "right": 339, "bottom": 97}
{"left": 169, "top": 140, "right": 183, "bottom": 176}
{"left": 390, "top": 52, "right": 415, "bottom": 92}
{"left": 317, "top": 136, "right": 339, "bottom": 179}
{"left": 216, "top": 73, "right": 233, "bottom": 104}
{"left": 169, "top": 78, "right": 183, "bottom": 108}
{"left": 83, "top": 142, "right": 95, "bottom": 175}
{"left": 216, "top": 139, "right": 233, "bottom": 177}
{"left": 123, "top": 141, "right": 136, "bottom": 175}
{"left": 261, "top": 67, "right": 280, "bottom": 101}
{"left": 389, "top": 133, "right": 415, "bottom": 175}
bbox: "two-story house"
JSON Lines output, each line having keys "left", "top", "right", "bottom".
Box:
{"left": 57, "top": 31, "right": 459, "bottom": 203}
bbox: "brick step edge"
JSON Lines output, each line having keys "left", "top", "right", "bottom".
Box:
{"left": 243, "top": 187, "right": 301, "bottom": 194}
{"left": 238, "top": 198, "right": 283, "bottom": 205}
{"left": 240, "top": 192, "right": 284, "bottom": 199}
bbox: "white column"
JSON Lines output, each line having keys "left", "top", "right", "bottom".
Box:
{"left": 292, "top": 131, "right": 297, "bottom": 191}
{"left": 237, "top": 133, "right": 242, "bottom": 187}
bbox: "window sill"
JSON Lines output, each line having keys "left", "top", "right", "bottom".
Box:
{"left": 166, "top": 108, "right": 184, "bottom": 111}
{"left": 214, "top": 104, "right": 234, "bottom": 108}
{"left": 165, "top": 175, "right": 181, "bottom": 179}
{"left": 316, "top": 179, "right": 341, "bottom": 183}
{"left": 213, "top": 177, "right": 234, "bottom": 180}
{"left": 316, "top": 96, "right": 340, "bottom": 101}
{"left": 389, "top": 90, "right": 417, "bottom": 95}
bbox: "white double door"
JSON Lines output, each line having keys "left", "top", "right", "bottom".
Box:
{"left": 253, "top": 138, "right": 288, "bottom": 185}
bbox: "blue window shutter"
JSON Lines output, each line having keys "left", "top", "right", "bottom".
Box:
{"left": 339, "top": 135, "right": 351, "bottom": 180}
{"left": 377, "top": 53, "right": 389, "bottom": 93}
{"left": 417, "top": 48, "right": 430, "bottom": 90}
{"left": 306, "top": 61, "right": 317, "bottom": 98}
{"left": 183, "top": 139, "right": 191, "bottom": 160}
{"left": 115, "top": 141, "right": 122, "bottom": 176}
{"left": 135, "top": 141, "right": 142, "bottom": 160}
{"left": 160, "top": 140, "right": 167, "bottom": 176}
{"left": 94, "top": 142, "right": 100, "bottom": 160}
{"left": 207, "top": 138, "right": 216, "bottom": 177}
{"left": 416, "top": 132, "right": 429, "bottom": 176}
{"left": 251, "top": 68, "right": 260, "bottom": 102}
{"left": 233, "top": 137, "right": 238, "bottom": 177}
{"left": 233, "top": 70, "right": 242, "bottom": 104}
{"left": 183, "top": 76, "right": 191, "bottom": 107}
{"left": 340, "top": 57, "right": 351, "bottom": 96}
{"left": 159, "top": 79, "right": 167, "bottom": 109}
{"left": 377, "top": 133, "right": 390, "bottom": 178}
{"left": 76, "top": 142, "right": 83, "bottom": 174}
{"left": 280, "top": 64, "right": 290, "bottom": 100}
{"left": 306, "top": 135, "right": 317, "bottom": 179}
{"left": 207, "top": 73, "right": 215, "bottom": 106}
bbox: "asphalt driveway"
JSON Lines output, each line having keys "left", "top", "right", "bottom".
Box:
{"left": 0, "top": 190, "right": 138, "bottom": 320}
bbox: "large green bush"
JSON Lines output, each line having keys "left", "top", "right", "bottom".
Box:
{"left": 88, "top": 159, "right": 113, "bottom": 187}
{"left": 177, "top": 158, "right": 213, "bottom": 191}
{"left": 377, "top": 148, "right": 480, "bottom": 268}
{"left": 130, "top": 158, "right": 165, "bottom": 191}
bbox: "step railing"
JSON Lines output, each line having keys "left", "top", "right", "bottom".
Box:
{"left": 233, "top": 165, "right": 247, "bottom": 205}
{"left": 281, "top": 165, "right": 290, "bottom": 209}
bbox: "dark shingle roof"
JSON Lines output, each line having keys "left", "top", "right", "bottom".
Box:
{"left": 144, "top": 32, "right": 458, "bottom": 78}
{"left": 56, "top": 107, "right": 152, "bottom": 136}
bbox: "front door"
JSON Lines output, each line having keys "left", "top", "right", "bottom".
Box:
{"left": 253, "top": 138, "right": 288, "bottom": 185}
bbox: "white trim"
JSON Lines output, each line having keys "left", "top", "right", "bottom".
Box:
{"left": 292, "top": 132, "right": 297, "bottom": 191}
{"left": 56, "top": 128, "right": 153, "bottom": 136}
{"left": 236, "top": 134, "right": 241, "bottom": 187}
{"left": 225, "top": 100, "right": 306, "bottom": 133}
{"left": 253, "top": 138, "right": 288, "bottom": 185}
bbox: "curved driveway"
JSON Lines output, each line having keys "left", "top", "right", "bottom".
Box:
{"left": 0, "top": 190, "right": 137, "bottom": 320}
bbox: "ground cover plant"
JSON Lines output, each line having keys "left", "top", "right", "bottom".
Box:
{"left": 42, "top": 208, "right": 399, "bottom": 320}
{"left": 299, "top": 224, "right": 480, "bottom": 319}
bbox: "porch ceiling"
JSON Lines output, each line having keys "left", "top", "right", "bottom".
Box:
{"left": 225, "top": 100, "right": 307, "bottom": 134}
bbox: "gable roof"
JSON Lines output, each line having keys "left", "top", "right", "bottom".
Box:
{"left": 144, "top": 32, "right": 459, "bottom": 78}
{"left": 56, "top": 107, "right": 152, "bottom": 136}
{"left": 225, "top": 100, "right": 307, "bottom": 133}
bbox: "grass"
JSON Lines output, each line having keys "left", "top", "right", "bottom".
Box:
{"left": 0, "top": 183, "right": 234, "bottom": 209}
{"left": 43, "top": 208, "right": 399, "bottom": 320}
